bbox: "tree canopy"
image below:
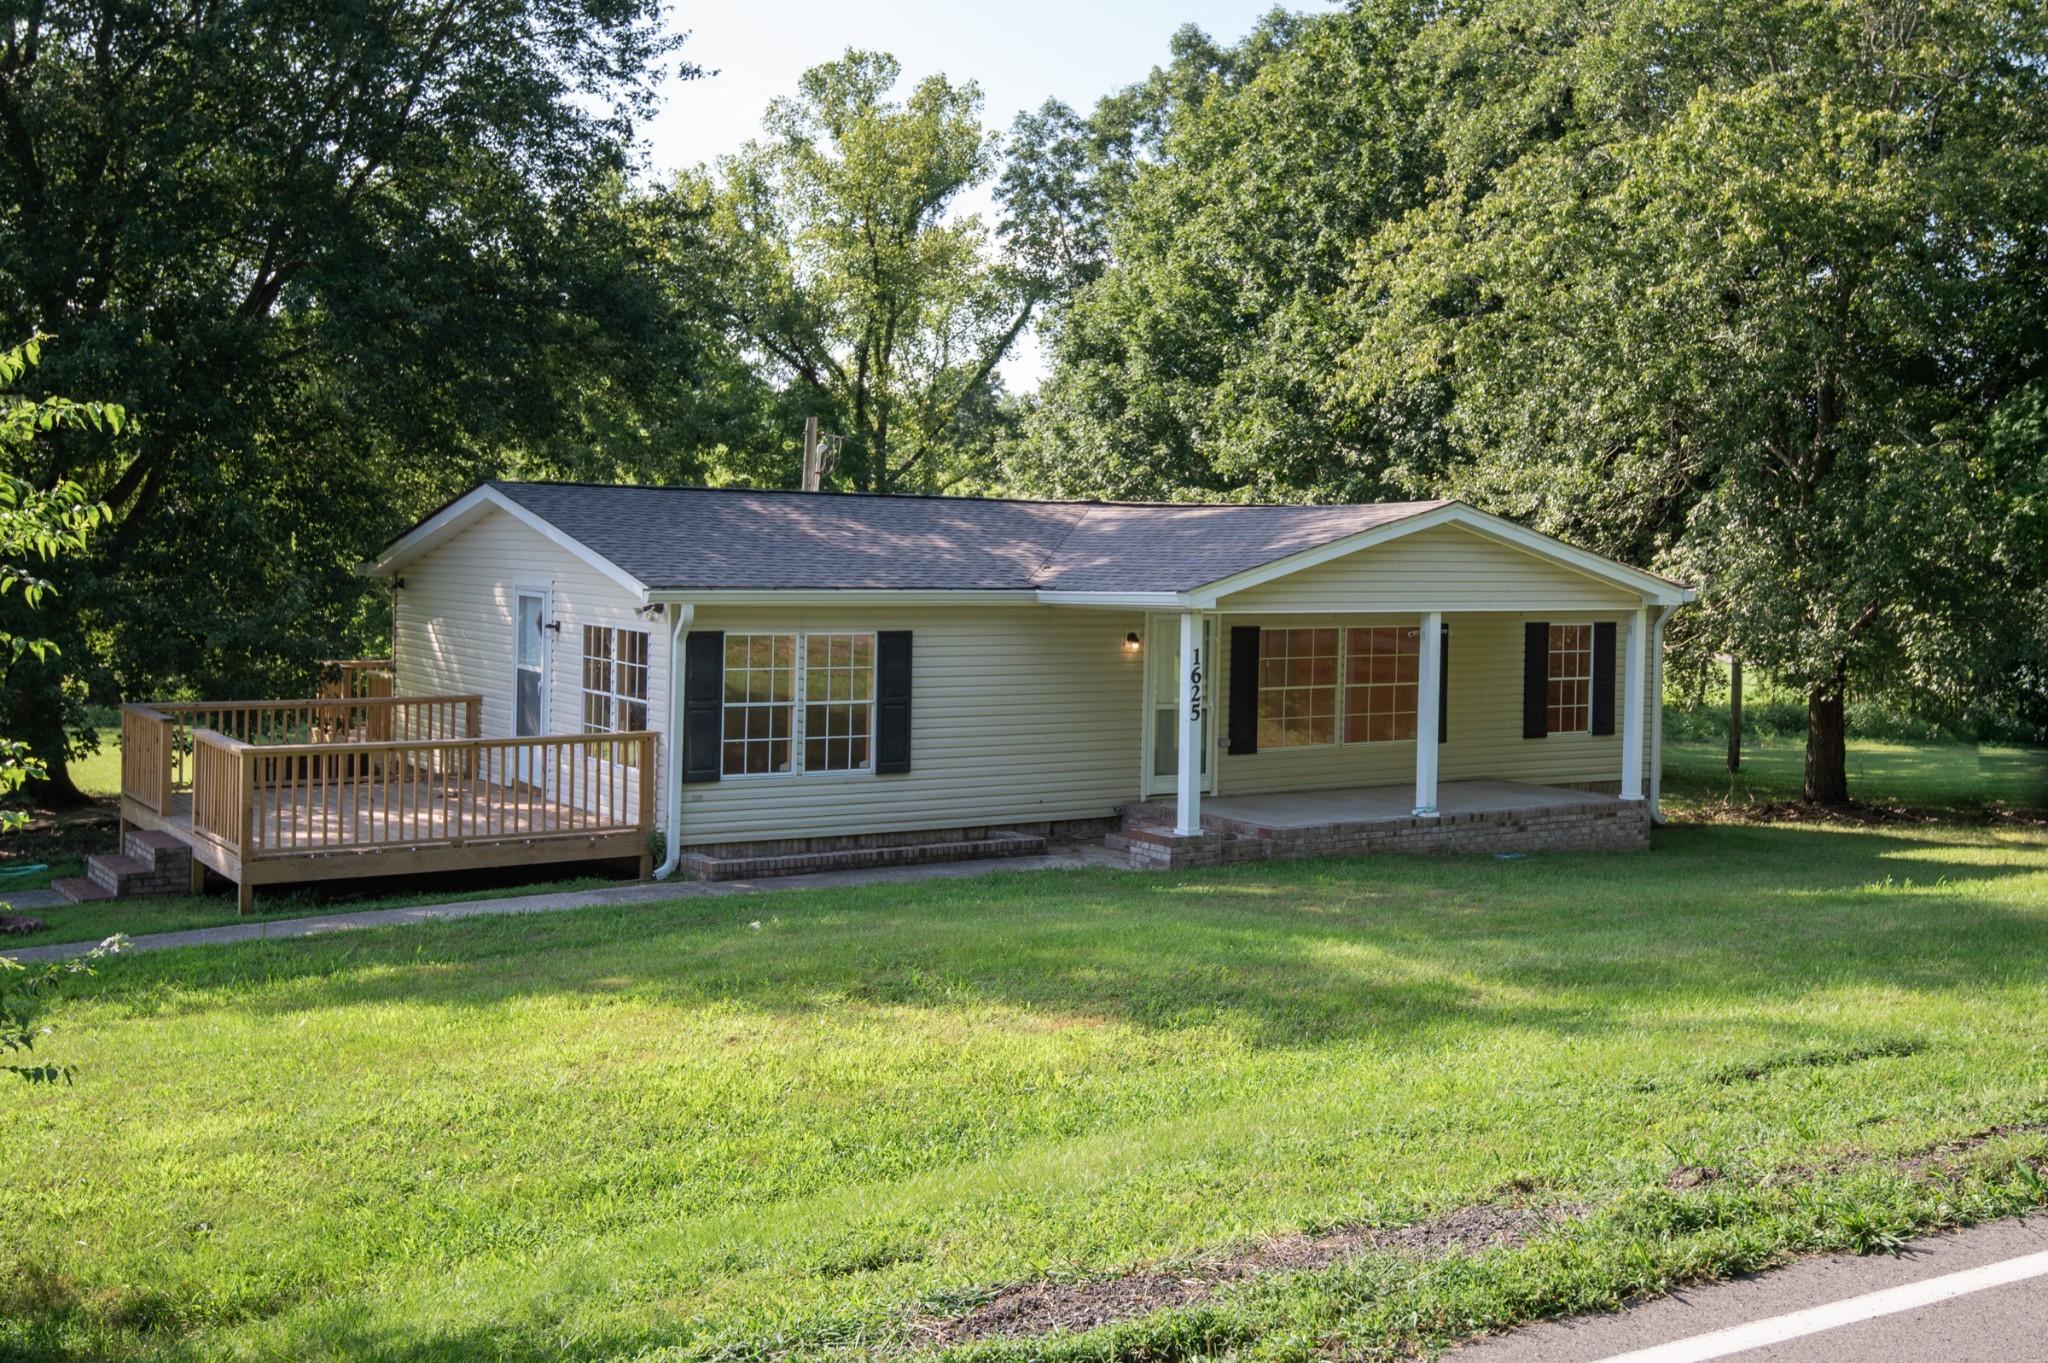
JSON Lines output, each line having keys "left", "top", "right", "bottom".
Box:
{"left": 1006, "top": 0, "right": 2048, "bottom": 800}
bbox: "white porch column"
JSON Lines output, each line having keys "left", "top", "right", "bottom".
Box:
{"left": 1413, "top": 611, "right": 1442, "bottom": 816}
{"left": 1175, "top": 610, "right": 1205, "bottom": 836}
{"left": 1621, "top": 605, "right": 1648, "bottom": 801}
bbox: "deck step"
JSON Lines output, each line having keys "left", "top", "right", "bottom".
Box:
{"left": 52, "top": 876, "right": 114, "bottom": 903}
{"left": 678, "top": 831, "right": 1047, "bottom": 882}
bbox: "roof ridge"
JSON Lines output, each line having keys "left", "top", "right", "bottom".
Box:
{"left": 486, "top": 478, "right": 1450, "bottom": 514}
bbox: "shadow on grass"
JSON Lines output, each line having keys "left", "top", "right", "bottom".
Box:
{"left": 65, "top": 822, "right": 2048, "bottom": 1052}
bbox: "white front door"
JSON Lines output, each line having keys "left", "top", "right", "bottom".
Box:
{"left": 514, "top": 589, "right": 548, "bottom": 737}
{"left": 1144, "top": 613, "right": 1216, "bottom": 797}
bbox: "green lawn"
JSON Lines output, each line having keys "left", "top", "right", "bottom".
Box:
{"left": 1665, "top": 737, "right": 2048, "bottom": 817}
{"left": 0, "top": 873, "right": 625, "bottom": 946}
{"left": 6, "top": 819, "right": 2048, "bottom": 1361}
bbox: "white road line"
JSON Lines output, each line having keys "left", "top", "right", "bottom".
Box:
{"left": 1587, "top": 1248, "right": 2048, "bottom": 1363}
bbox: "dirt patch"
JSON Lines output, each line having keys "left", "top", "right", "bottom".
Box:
{"left": 915, "top": 1204, "right": 1574, "bottom": 1346}
{"left": 0, "top": 913, "right": 47, "bottom": 935}
{"left": 1666, "top": 1164, "right": 1722, "bottom": 1190}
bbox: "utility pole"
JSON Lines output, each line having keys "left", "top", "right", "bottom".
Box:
{"left": 1727, "top": 657, "right": 1743, "bottom": 772}
{"left": 801, "top": 416, "right": 821, "bottom": 492}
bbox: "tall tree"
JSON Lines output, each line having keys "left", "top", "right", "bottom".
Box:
{"left": 1348, "top": 0, "right": 2048, "bottom": 802}
{"left": 0, "top": 0, "right": 704, "bottom": 800}
{"left": 999, "top": 6, "right": 1440, "bottom": 501}
{"left": 695, "top": 50, "right": 1066, "bottom": 493}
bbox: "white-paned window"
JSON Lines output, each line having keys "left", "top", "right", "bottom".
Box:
{"left": 1344, "top": 627, "right": 1420, "bottom": 744}
{"left": 803, "top": 633, "right": 875, "bottom": 773}
{"left": 1547, "top": 623, "right": 1594, "bottom": 734}
{"left": 721, "top": 632, "right": 875, "bottom": 777}
{"left": 1257, "top": 627, "right": 1340, "bottom": 748}
{"left": 582, "top": 626, "right": 651, "bottom": 760}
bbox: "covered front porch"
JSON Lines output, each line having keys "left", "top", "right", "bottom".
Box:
{"left": 104, "top": 670, "right": 655, "bottom": 912}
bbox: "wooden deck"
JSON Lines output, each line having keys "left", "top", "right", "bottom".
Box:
{"left": 121, "top": 691, "right": 655, "bottom": 911}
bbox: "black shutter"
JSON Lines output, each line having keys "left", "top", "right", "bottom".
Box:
{"left": 1590, "top": 621, "right": 1617, "bottom": 736}
{"left": 1437, "top": 624, "right": 1449, "bottom": 745}
{"left": 875, "top": 630, "right": 913, "bottom": 774}
{"left": 1523, "top": 621, "right": 1550, "bottom": 739}
{"left": 1228, "top": 626, "right": 1261, "bottom": 755}
{"left": 682, "top": 631, "right": 724, "bottom": 783}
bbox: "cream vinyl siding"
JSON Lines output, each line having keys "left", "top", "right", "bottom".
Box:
{"left": 1216, "top": 611, "right": 1658, "bottom": 796}
{"left": 389, "top": 506, "right": 670, "bottom": 829}
{"left": 675, "top": 604, "right": 1145, "bottom": 846}
{"left": 1219, "top": 523, "right": 1648, "bottom": 614}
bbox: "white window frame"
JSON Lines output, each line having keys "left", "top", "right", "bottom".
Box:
{"left": 1234, "top": 623, "right": 1430, "bottom": 755}
{"left": 1546, "top": 621, "right": 1596, "bottom": 736}
{"left": 719, "top": 630, "right": 879, "bottom": 779}
{"left": 580, "top": 623, "right": 652, "bottom": 763}
{"left": 512, "top": 585, "right": 550, "bottom": 738}
{"left": 1342, "top": 625, "right": 1423, "bottom": 746}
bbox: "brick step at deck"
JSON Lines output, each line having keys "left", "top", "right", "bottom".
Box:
{"left": 679, "top": 830, "right": 1047, "bottom": 882}
{"left": 65, "top": 829, "right": 198, "bottom": 903}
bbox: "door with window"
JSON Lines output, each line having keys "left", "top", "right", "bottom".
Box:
{"left": 514, "top": 590, "right": 548, "bottom": 737}
{"left": 1144, "top": 614, "right": 1216, "bottom": 797}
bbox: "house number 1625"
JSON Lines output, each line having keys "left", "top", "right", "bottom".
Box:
{"left": 1186, "top": 646, "right": 1203, "bottom": 722}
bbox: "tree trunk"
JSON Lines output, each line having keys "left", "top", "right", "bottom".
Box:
{"left": 1804, "top": 670, "right": 1849, "bottom": 805}
{"left": 1727, "top": 657, "right": 1742, "bottom": 773}
{"left": 23, "top": 753, "right": 94, "bottom": 811}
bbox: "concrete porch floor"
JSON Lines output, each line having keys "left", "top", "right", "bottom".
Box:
{"left": 1151, "top": 779, "right": 1622, "bottom": 830}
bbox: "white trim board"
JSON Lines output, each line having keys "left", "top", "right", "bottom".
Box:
{"left": 1189, "top": 503, "right": 1695, "bottom": 609}
{"left": 361, "top": 486, "right": 649, "bottom": 600}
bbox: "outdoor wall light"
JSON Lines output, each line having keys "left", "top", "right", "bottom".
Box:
{"left": 1125, "top": 631, "right": 1142, "bottom": 652}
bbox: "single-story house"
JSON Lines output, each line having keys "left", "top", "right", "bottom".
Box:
{"left": 350, "top": 481, "right": 1693, "bottom": 877}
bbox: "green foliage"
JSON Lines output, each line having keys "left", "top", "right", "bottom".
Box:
{"left": 1011, "top": 0, "right": 2048, "bottom": 802}
{"left": 0, "top": 337, "right": 116, "bottom": 824}
{"left": 1349, "top": 0, "right": 2048, "bottom": 802}
{"left": 689, "top": 50, "right": 1071, "bottom": 493}
{"left": 0, "top": 0, "right": 712, "bottom": 796}
{"left": 3, "top": 823, "right": 2047, "bottom": 1355}
{"left": 1002, "top": 6, "right": 1433, "bottom": 501}
{"left": 1, "top": 936, "right": 123, "bottom": 1085}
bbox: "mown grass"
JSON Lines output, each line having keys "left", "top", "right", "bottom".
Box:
{"left": 1664, "top": 738, "right": 2048, "bottom": 818}
{"left": 0, "top": 873, "right": 626, "bottom": 946}
{"left": 5, "top": 816, "right": 2048, "bottom": 1361}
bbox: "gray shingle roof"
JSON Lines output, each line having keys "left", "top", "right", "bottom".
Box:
{"left": 482, "top": 482, "right": 1449, "bottom": 593}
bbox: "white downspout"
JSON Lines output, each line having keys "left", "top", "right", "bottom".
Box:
{"left": 653, "top": 602, "right": 693, "bottom": 880}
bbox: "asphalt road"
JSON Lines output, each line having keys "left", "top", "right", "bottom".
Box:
{"left": 1450, "top": 1215, "right": 2048, "bottom": 1363}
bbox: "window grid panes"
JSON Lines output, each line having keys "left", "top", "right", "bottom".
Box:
{"left": 803, "top": 633, "right": 875, "bottom": 774}
{"left": 721, "top": 632, "right": 875, "bottom": 777}
{"left": 1548, "top": 623, "right": 1594, "bottom": 734}
{"left": 581, "top": 626, "right": 651, "bottom": 763}
{"left": 722, "top": 633, "right": 797, "bottom": 775}
{"left": 1344, "top": 627, "right": 1420, "bottom": 744}
{"left": 1257, "top": 628, "right": 1340, "bottom": 748}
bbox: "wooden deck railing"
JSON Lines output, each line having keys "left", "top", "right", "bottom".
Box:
{"left": 318, "top": 659, "right": 395, "bottom": 700}
{"left": 181, "top": 729, "right": 657, "bottom": 863}
{"left": 120, "top": 694, "right": 482, "bottom": 803}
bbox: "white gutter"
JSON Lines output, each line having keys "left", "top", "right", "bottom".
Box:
{"left": 652, "top": 602, "right": 693, "bottom": 880}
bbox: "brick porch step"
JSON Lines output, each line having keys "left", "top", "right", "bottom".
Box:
{"left": 52, "top": 876, "right": 114, "bottom": 903}
{"left": 679, "top": 830, "right": 1047, "bottom": 882}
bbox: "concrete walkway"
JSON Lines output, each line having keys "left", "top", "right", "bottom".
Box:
{"left": 0, "top": 843, "right": 1128, "bottom": 964}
